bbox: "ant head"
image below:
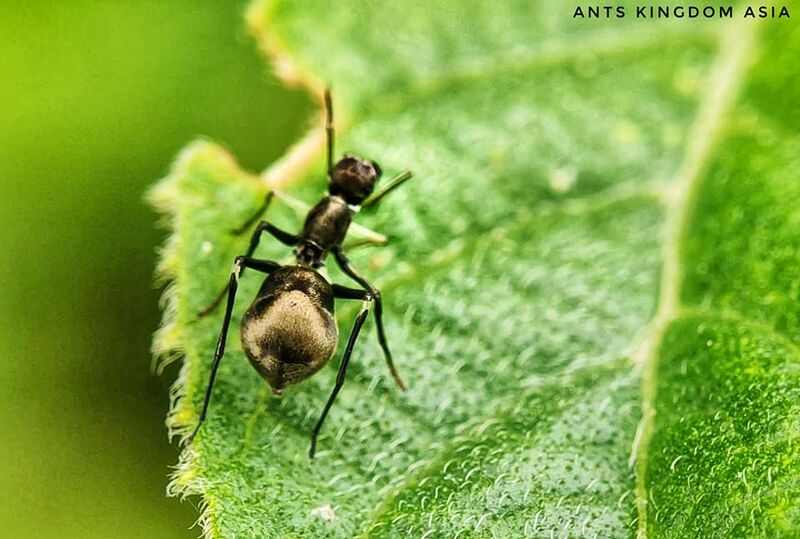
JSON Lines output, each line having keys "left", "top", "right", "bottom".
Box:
{"left": 329, "top": 154, "right": 382, "bottom": 204}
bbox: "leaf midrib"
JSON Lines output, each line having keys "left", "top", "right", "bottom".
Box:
{"left": 631, "top": 17, "right": 760, "bottom": 538}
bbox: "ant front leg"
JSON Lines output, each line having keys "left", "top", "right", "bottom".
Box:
{"left": 332, "top": 247, "right": 406, "bottom": 391}
{"left": 199, "top": 218, "right": 299, "bottom": 317}
{"left": 309, "top": 284, "right": 373, "bottom": 458}
{"left": 187, "top": 256, "right": 281, "bottom": 445}
{"left": 233, "top": 192, "right": 273, "bottom": 235}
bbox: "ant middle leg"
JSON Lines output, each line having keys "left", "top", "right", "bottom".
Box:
{"left": 332, "top": 247, "right": 406, "bottom": 391}
{"left": 199, "top": 218, "right": 299, "bottom": 317}
{"left": 187, "top": 256, "right": 281, "bottom": 444}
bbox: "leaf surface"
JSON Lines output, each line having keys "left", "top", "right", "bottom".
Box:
{"left": 150, "top": 1, "right": 800, "bottom": 537}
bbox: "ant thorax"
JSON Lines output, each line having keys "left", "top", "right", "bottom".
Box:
{"left": 296, "top": 195, "right": 354, "bottom": 263}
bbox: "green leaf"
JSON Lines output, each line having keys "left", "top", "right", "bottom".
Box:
{"left": 149, "top": 1, "right": 800, "bottom": 537}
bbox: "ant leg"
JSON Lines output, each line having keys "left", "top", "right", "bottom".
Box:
{"left": 233, "top": 192, "right": 274, "bottom": 235}
{"left": 331, "top": 283, "right": 371, "bottom": 300}
{"left": 187, "top": 256, "right": 281, "bottom": 445}
{"left": 361, "top": 170, "right": 413, "bottom": 209}
{"left": 237, "top": 220, "right": 297, "bottom": 287}
{"left": 309, "top": 288, "right": 372, "bottom": 458}
{"left": 332, "top": 248, "right": 406, "bottom": 391}
{"left": 325, "top": 88, "right": 334, "bottom": 176}
{"left": 199, "top": 221, "right": 299, "bottom": 317}
{"left": 259, "top": 221, "right": 300, "bottom": 247}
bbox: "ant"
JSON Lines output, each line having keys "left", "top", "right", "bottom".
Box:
{"left": 186, "top": 90, "right": 413, "bottom": 458}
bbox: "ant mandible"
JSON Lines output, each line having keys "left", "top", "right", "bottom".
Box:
{"left": 186, "top": 90, "right": 413, "bottom": 458}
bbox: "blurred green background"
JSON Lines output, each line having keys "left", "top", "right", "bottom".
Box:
{"left": 0, "top": 2, "right": 310, "bottom": 537}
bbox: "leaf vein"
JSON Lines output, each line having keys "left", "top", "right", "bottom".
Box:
{"left": 630, "top": 17, "right": 761, "bottom": 539}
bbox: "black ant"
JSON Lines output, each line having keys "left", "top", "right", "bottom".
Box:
{"left": 186, "top": 90, "right": 412, "bottom": 458}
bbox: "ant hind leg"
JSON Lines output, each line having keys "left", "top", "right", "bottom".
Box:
{"left": 309, "top": 284, "right": 373, "bottom": 458}
{"left": 187, "top": 257, "right": 281, "bottom": 444}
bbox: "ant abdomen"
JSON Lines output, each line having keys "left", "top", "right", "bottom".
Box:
{"left": 241, "top": 266, "right": 338, "bottom": 394}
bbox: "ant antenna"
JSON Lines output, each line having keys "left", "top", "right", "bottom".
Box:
{"left": 325, "top": 88, "right": 334, "bottom": 177}
{"left": 362, "top": 170, "right": 413, "bottom": 208}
